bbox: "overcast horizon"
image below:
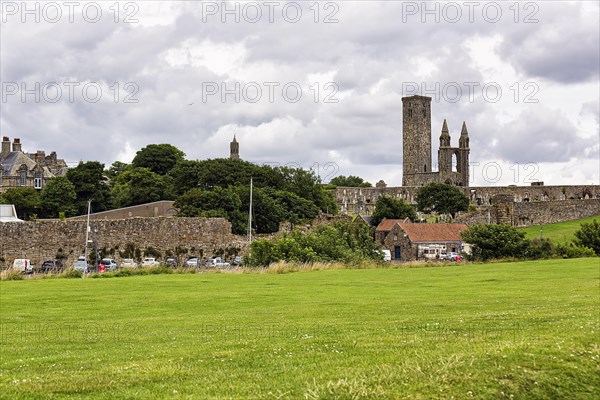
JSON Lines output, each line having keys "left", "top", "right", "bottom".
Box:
{"left": 1, "top": 0, "right": 599, "bottom": 187}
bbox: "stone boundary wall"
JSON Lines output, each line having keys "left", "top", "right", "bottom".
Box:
{"left": 0, "top": 217, "right": 248, "bottom": 267}
{"left": 454, "top": 199, "right": 600, "bottom": 227}
{"left": 335, "top": 185, "right": 600, "bottom": 216}
{"left": 511, "top": 199, "right": 600, "bottom": 227}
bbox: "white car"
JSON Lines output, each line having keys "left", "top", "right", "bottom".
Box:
{"left": 141, "top": 257, "right": 159, "bottom": 267}
{"left": 121, "top": 258, "right": 138, "bottom": 268}
{"left": 12, "top": 259, "right": 34, "bottom": 274}
{"left": 205, "top": 257, "right": 230, "bottom": 268}
{"left": 74, "top": 256, "right": 89, "bottom": 273}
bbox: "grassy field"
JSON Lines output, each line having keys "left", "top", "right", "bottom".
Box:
{"left": 1, "top": 259, "right": 598, "bottom": 399}
{"left": 519, "top": 215, "right": 600, "bottom": 244}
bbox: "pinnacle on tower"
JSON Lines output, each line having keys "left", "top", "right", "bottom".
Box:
{"left": 440, "top": 119, "right": 450, "bottom": 146}
{"left": 459, "top": 121, "right": 469, "bottom": 148}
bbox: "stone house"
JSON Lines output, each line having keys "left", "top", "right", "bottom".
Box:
{"left": 0, "top": 137, "right": 68, "bottom": 193}
{"left": 375, "top": 219, "right": 469, "bottom": 262}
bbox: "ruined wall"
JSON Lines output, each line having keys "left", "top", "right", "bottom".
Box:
{"left": 335, "top": 185, "right": 600, "bottom": 220}
{"left": 0, "top": 217, "right": 249, "bottom": 267}
{"left": 453, "top": 199, "right": 600, "bottom": 227}
{"left": 510, "top": 199, "right": 600, "bottom": 227}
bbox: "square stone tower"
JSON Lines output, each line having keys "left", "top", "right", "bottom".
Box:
{"left": 402, "top": 95, "right": 432, "bottom": 186}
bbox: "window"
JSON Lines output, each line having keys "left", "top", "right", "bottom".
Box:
{"left": 19, "top": 170, "right": 27, "bottom": 186}
{"left": 0, "top": 169, "right": 2, "bottom": 187}
{"left": 33, "top": 174, "right": 42, "bottom": 189}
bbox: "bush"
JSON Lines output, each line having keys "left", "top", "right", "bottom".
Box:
{"left": 525, "top": 238, "right": 554, "bottom": 259}
{"left": 61, "top": 268, "right": 83, "bottom": 279}
{"left": 555, "top": 243, "right": 596, "bottom": 259}
{"left": 574, "top": 219, "right": 600, "bottom": 255}
{"left": 245, "top": 221, "right": 382, "bottom": 267}
{"left": 461, "top": 224, "right": 529, "bottom": 261}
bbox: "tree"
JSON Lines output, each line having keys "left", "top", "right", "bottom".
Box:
{"left": 111, "top": 167, "right": 174, "bottom": 208}
{"left": 132, "top": 144, "right": 185, "bottom": 176}
{"left": 40, "top": 176, "right": 77, "bottom": 218}
{"left": 574, "top": 219, "right": 600, "bottom": 255}
{"left": 461, "top": 224, "right": 529, "bottom": 261}
{"left": 371, "top": 195, "right": 416, "bottom": 227}
{"left": 329, "top": 175, "right": 372, "bottom": 187}
{"left": 1, "top": 188, "right": 40, "bottom": 220}
{"left": 105, "top": 161, "right": 130, "bottom": 181}
{"left": 415, "top": 183, "right": 469, "bottom": 218}
{"left": 66, "top": 161, "right": 112, "bottom": 215}
{"left": 270, "top": 190, "right": 320, "bottom": 224}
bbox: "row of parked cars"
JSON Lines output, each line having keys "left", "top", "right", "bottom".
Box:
{"left": 11, "top": 255, "right": 244, "bottom": 274}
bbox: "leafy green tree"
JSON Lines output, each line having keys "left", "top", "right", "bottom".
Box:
{"left": 461, "top": 224, "right": 529, "bottom": 261}
{"left": 1, "top": 188, "right": 40, "bottom": 220}
{"left": 40, "top": 176, "right": 77, "bottom": 218}
{"left": 371, "top": 195, "right": 416, "bottom": 227}
{"left": 329, "top": 175, "right": 372, "bottom": 187}
{"left": 574, "top": 219, "right": 600, "bottom": 255}
{"left": 106, "top": 161, "right": 130, "bottom": 181}
{"left": 236, "top": 186, "right": 287, "bottom": 234}
{"left": 270, "top": 190, "right": 320, "bottom": 224}
{"left": 132, "top": 144, "right": 185, "bottom": 176}
{"left": 66, "top": 161, "right": 112, "bottom": 215}
{"left": 415, "top": 183, "right": 469, "bottom": 218}
{"left": 112, "top": 167, "right": 174, "bottom": 208}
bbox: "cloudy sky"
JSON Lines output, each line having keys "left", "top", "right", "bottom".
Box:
{"left": 1, "top": 0, "right": 598, "bottom": 186}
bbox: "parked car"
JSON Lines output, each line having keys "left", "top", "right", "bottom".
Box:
{"left": 165, "top": 257, "right": 178, "bottom": 268}
{"left": 185, "top": 257, "right": 199, "bottom": 267}
{"left": 38, "top": 259, "right": 65, "bottom": 273}
{"left": 205, "top": 257, "right": 230, "bottom": 268}
{"left": 98, "top": 258, "right": 118, "bottom": 271}
{"left": 12, "top": 259, "right": 34, "bottom": 274}
{"left": 141, "top": 257, "right": 159, "bottom": 267}
{"left": 74, "top": 256, "right": 90, "bottom": 273}
{"left": 445, "top": 252, "right": 462, "bottom": 262}
{"left": 121, "top": 258, "right": 138, "bottom": 268}
{"left": 231, "top": 256, "right": 243, "bottom": 266}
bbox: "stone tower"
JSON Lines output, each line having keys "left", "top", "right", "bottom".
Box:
{"left": 230, "top": 135, "right": 239, "bottom": 160}
{"left": 402, "top": 95, "right": 432, "bottom": 186}
{"left": 458, "top": 121, "right": 470, "bottom": 186}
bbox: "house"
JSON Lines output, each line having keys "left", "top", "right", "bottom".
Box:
{"left": 375, "top": 219, "right": 469, "bottom": 262}
{"left": 0, "top": 137, "right": 68, "bottom": 192}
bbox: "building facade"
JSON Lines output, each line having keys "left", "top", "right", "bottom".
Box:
{"left": 375, "top": 219, "right": 468, "bottom": 262}
{"left": 0, "top": 137, "right": 68, "bottom": 193}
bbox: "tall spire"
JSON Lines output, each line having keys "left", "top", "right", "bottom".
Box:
{"left": 459, "top": 121, "right": 469, "bottom": 148}
{"left": 439, "top": 119, "right": 450, "bottom": 147}
{"left": 230, "top": 134, "right": 239, "bottom": 160}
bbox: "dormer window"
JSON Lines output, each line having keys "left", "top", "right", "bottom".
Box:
{"left": 34, "top": 172, "right": 43, "bottom": 189}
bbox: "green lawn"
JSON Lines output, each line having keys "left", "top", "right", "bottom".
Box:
{"left": 519, "top": 215, "right": 600, "bottom": 244}
{"left": 1, "top": 259, "right": 599, "bottom": 399}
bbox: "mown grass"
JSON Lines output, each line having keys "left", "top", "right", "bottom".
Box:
{"left": 519, "top": 215, "right": 600, "bottom": 244}
{"left": 0, "top": 258, "right": 598, "bottom": 399}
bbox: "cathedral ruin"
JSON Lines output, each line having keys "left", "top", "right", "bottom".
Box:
{"left": 402, "top": 95, "right": 470, "bottom": 187}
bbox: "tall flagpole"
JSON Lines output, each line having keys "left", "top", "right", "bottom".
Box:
{"left": 248, "top": 177, "right": 253, "bottom": 242}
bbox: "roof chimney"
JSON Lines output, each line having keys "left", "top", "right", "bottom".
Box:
{"left": 12, "top": 138, "right": 22, "bottom": 152}
{"left": 1, "top": 136, "right": 10, "bottom": 157}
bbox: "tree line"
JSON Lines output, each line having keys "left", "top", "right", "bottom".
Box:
{"left": 0, "top": 144, "right": 337, "bottom": 234}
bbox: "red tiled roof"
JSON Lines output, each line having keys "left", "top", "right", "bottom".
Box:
{"left": 398, "top": 223, "right": 468, "bottom": 242}
{"left": 375, "top": 219, "right": 406, "bottom": 232}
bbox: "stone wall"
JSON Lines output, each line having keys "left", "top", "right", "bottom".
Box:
{"left": 454, "top": 199, "right": 600, "bottom": 227}
{"left": 0, "top": 217, "right": 248, "bottom": 267}
{"left": 335, "top": 185, "right": 600, "bottom": 219}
